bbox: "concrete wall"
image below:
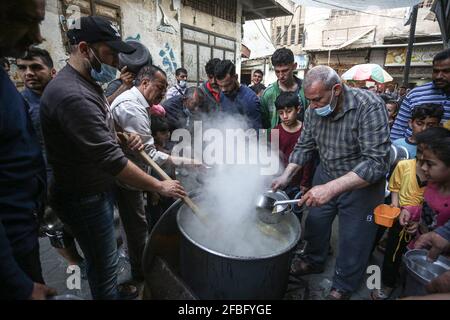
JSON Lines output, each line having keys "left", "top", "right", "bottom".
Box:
{"left": 118, "top": 0, "right": 181, "bottom": 85}
{"left": 271, "top": 5, "right": 305, "bottom": 55}
{"left": 37, "top": 0, "right": 181, "bottom": 85}
{"left": 40, "top": 0, "right": 68, "bottom": 71}
{"left": 180, "top": 1, "right": 243, "bottom": 78}
{"left": 36, "top": 0, "right": 243, "bottom": 86}
{"left": 302, "top": 7, "right": 331, "bottom": 51}
{"left": 303, "top": 6, "right": 441, "bottom": 50}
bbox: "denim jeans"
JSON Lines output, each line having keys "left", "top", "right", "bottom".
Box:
{"left": 303, "top": 165, "right": 384, "bottom": 293}
{"left": 52, "top": 190, "right": 118, "bottom": 299}
{"left": 116, "top": 186, "right": 148, "bottom": 282}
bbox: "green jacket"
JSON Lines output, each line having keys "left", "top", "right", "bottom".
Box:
{"left": 260, "top": 76, "right": 307, "bottom": 130}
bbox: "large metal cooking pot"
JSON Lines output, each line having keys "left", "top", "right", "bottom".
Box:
{"left": 177, "top": 195, "right": 301, "bottom": 300}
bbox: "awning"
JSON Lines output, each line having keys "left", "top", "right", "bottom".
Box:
{"left": 432, "top": 0, "right": 450, "bottom": 47}
{"left": 292, "top": 0, "right": 422, "bottom": 10}
{"left": 242, "top": 0, "right": 293, "bottom": 20}
{"left": 335, "top": 26, "right": 375, "bottom": 50}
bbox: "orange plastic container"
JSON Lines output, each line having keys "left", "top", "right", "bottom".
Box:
{"left": 374, "top": 204, "right": 401, "bottom": 227}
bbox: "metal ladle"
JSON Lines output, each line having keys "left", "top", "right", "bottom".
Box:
{"left": 255, "top": 191, "right": 299, "bottom": 224}
{"left": 257, "top": 197, "right": 301, "bottom": 212}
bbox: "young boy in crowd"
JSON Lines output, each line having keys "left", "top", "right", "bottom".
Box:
{"left": 386, "top": 100, "right": 399, "bottom": 128}
{"left": 151, "top": 115, "right": 172, "bottom": 156}
{"left": 146, "top": 116, "right": 176, "bottom": 229}
{"left": 270, "top": 91, "right": 314, "bottom": 217}
{"left": 380, "top": 94, "right": 399, "bottom": 128}
{"left": 392, "top": 104, "right": 443, "bottom": 158}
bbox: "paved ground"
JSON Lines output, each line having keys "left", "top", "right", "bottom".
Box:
{"left": 39, "top": 236, "right": 132, "bottom": 300}
{"left": 39, "top": 214, "right": 392, "bottom": 300}
{"left": 39, "top": 170, "right": 399, "bottom": 300}
{"left": 295, "top": 213, "right": 386, "bottom": 300}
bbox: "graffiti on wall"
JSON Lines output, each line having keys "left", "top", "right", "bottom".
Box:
{"left": 159, "top": 43, "right": 178, "bottom": 75}
{"left": 125, "top": 34, "right": 141, "bottom": 42}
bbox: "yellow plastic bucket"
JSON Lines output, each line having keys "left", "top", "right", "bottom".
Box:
{"left": 374, "top": 204, "right": 401, "bottom": 228}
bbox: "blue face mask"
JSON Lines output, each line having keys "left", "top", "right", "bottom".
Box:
{"left": 315, "top": 86, "right": 338, "bottom": 117}
{"left": 178, "top": 80, "right": 187, "bottom": 88}
{"left": 89, "top": 48, "right": 117, "bottom": 84}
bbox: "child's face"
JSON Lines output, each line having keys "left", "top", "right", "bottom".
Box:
{"left": 409, "top": 117, "right": 440, "bottom": 136}
{"left": 386, "top": 103, "right": 397, "bottom": 119}
{"left": 154, "top": 130, "right": 170, "bottom": 146}
{"left": 278, "top": 106, "right": 299, "bottom": 126}
{"left": 420, "top": 148, "right": 450, "bottom": 183}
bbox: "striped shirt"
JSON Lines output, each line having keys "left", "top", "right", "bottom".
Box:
{"left": 390, "top": 82, "right": 450, "bottom": 140}
{"left": 289, "top": 85, "right": 390, "bottom": 184}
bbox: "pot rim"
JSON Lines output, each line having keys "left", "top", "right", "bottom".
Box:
{"left": 403, "top": 249, "right": 450, "bottom": 283}
{"left": 177, "top": 207, "right": 301, "bottom": 261}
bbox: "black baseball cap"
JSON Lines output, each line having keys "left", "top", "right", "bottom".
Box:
{"left": 67, "top": 16, "right": 136, "bottom": 54}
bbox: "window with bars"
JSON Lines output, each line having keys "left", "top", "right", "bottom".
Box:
{"left": 181, "top": 25, "right": 236, "bottom": 85}
{"left": 291, "top": 25, "right": 296, "bottom": 45}
{"left": 60, "top": 0, "right": 121, "bottom": 27}
{"left": 276, "top": 26, "right": 281, "bottom": 46}
{"left": 283, "top": 25, "right": 289, "bottom": 45}
{"left": 182, "top": 0, "right": 237, "bottom": 23}
{"left": 298, "top": 24, "right": 304, "bottom": 46}
{"left": 59, "top": 1, "right": 122, "bottom": 51}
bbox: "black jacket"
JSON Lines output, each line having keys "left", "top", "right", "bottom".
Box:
{"left": 0, "top": 68, "right": 46, "bottom": 299}
{"left": 40, "top": 64, "right": 128, "bottom": 196}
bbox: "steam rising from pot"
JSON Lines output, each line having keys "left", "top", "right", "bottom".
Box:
{"left": 177, "top": 114, "right": 298, "bottom": 257}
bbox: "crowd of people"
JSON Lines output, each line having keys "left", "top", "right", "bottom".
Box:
{"left": 1, "top": 0, "right": 450, "bottom": 301}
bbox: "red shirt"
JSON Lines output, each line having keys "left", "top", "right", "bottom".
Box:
{"left": 206, "top": 81, "right": 220, "bottom": 102}
{"left": 271, "top": 123, "right": 314, "bottom": 188}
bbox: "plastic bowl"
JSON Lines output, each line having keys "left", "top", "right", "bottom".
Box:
{"left": 374, "top": 204, "right": 401, "bottom": 227}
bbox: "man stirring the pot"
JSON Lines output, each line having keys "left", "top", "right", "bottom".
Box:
{"left": 40, "top": 16, "right": 186, "bottom": 300}
{"left": 272, "top": 65, "right": 390, "bottom": 300}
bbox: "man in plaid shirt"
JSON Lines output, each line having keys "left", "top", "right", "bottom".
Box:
{"left": 272, "top": 65, "right": 390, "bottom": 300}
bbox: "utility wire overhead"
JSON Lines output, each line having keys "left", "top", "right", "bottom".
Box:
{"left": 310, "top": 0, "right": 405, "bottom": 19}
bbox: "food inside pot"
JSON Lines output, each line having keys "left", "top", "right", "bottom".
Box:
{"left": 178, "top": 197, "right": 297, "bottom": 258}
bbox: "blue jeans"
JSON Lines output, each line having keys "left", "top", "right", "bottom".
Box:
{"left": 303, "top": 165, "right": 384, "bottom": 293}
{"left": 52, "top": 190, "right": 118, "bottom": 299}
